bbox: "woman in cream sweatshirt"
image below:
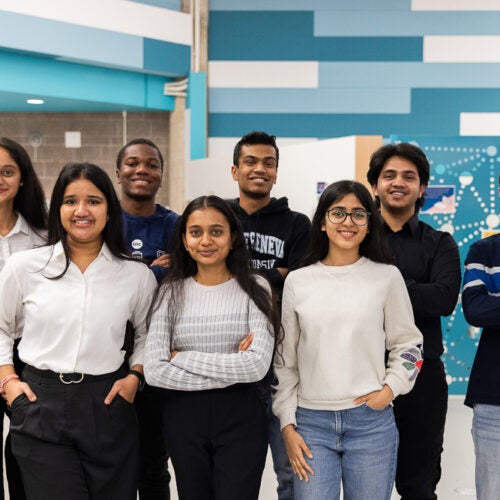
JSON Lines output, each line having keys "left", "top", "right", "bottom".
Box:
{"left": 272, "top": 180, "right": 423, "bottom": 500}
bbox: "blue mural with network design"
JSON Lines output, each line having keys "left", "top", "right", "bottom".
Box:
{"left": 391, "top": 135, "right": 500, "bottom": 395}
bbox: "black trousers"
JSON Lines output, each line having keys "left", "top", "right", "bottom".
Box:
{"left": 0, "top": 340, "right": 26, "bottom": 500}
{"left": 10, "top": 366, "right": 139, "bottom": 500}
{"left": 135, "top": 383, "right": 171, "bottom": 500}
{"left": 393, "top": 358, "right": 448, "bottom": 500}
{"left": 164, "top": 384, "right": 268, "bottom": 500}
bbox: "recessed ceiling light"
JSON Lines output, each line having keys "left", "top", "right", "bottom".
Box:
{"left": 26, "top": 99, "right": 44, "bottom": 105}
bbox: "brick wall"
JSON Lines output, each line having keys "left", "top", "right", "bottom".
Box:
{"left": 0, "top": 111, "right": 172, "bottom": 207}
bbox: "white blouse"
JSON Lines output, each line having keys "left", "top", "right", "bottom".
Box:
{"left": 0, "top": 213, "right": 46, "bottom": 272}
{"left": 0, "top": 242, "right": 157, "bottom": 374}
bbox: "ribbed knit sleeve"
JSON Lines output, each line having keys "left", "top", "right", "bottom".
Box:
{"left": 145, "top": 277, "right": 274, "bottom": 391}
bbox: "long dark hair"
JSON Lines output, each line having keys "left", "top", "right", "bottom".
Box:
{"left": 47, "top": 162, "right": 129, "bottom": 278}
{"left": 302, "top": 180, "right": 392, "bottom": 266}
{"left": 150, "top": 195, "right": 281, "bottom": 342}
{"left": 0, "top": 137, "right": 48, "bottom": 232}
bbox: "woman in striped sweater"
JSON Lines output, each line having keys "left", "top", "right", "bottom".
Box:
{"left": 145, "top": 195, "right": 280, "bottom": 500}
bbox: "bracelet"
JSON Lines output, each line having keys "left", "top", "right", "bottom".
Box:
{"left": 128, "top": 369, "right": 145, "bottom": 391}
{"left": 0, "top": 374, "right": 19, "bottom": 394}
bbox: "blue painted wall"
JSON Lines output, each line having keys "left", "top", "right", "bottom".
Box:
{"left": 208, "top": 1, "right": 500, "bottom": 140}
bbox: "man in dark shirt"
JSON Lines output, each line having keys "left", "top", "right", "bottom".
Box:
{"left": 229, "top": 131, "right": 311, "bottom": 500}
{"left": 116, "top": 138, "right": 179, "bottom": 500}
{"left": 367, "top": 143, "right": 461, "bottom": 500}
{"left": 462, "top": 176, "right": 500, "bottom": 500}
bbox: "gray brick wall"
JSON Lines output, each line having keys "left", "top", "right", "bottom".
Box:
{"left": 0, "top": 111, "right": 172, "bottom": 207}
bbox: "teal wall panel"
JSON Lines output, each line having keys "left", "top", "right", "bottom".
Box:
{"left": 390, "top": 135, "right": 500, "bottom": 395}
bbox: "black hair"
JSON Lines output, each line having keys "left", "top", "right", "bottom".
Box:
{"left": 47, "top": 162, "right": 129, "bottom": 278}
{"left": 366, "top": 143, "right": 430, "bottom": 211}
{"left": 301, "top": 180, "right": 392, "bottom": 267}
{"left": 149, "top": 195, "right": 281, "bottom": 344}
{"left": 233, "top": 131, "right": 279, "bottom": 167}
{"left": 0, "top": 137, "right": 48, "bottom": 232}
{"left": 116, "top": 138, "right": 164, "bottom": 171}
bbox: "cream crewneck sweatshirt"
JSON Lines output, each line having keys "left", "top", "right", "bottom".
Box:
{"left": 272, "top": 257, "right": 423, "bottom": 429}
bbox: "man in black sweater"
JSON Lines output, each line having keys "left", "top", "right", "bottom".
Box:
{"left": 229, "top": 131, "right": 311, "bottom": 500}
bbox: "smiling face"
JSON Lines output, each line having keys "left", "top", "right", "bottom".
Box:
{"left": 182, "top": 207, "right": 233, "bottom": 272}
{"left": 372, "top": 156, "right": 426, "bottom": 219}
{"left": 60, "top": 178, "right": 108, "bottom": 247}
{"left": 0, "top": 146, "right": 22, "bottom": 208}
{"left": 116, "top": 143, "right": 163, "bottom": 202}
{"left": 321, "top": 193, "right": 369, "bottom": 264}
{"left": 231, "top": 144, "right": 277, "bottom": 200}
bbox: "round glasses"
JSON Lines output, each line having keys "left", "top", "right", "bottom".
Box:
{"left": 326, "top": 208, "right": 370, "bottom": 226}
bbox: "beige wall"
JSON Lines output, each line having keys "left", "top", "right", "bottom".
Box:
{"left": 0, "top": 111, "right": 173, "bottom": 207}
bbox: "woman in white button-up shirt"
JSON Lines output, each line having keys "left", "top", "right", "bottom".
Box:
{"left": 0, "top": 162, "right": 157, "bottom": 500}
{"left": 0, "top": 137, "right": 48, "bottom": 500}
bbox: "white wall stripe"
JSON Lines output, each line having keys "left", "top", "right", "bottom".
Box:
{"left": 0, "top": 0, "right": 191, "bottom": 45}
{"left": 424, "top": 36, "right": 500, "bottom": 62}
{"left": 460, "top": 113, "right": 500, "bottom": 136}
{"left": 208, "top": 61, "right": 319, "bottom": 89}
{"left": 413, "top": 0, "right": 500, "bottom": 11}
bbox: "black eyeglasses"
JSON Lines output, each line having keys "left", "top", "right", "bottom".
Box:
{"left": 326, "top": 208, "right": 370, "bottom": 226}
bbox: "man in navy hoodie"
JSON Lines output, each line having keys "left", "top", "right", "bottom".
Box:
{"left": 116, "top": 138, "right": 179, "bottom": 500}
{"left": 229, "top": 131, "right": 311, "bottom": 500}
{"left": 462, "top": 176, "right": 500, "bottom": 500}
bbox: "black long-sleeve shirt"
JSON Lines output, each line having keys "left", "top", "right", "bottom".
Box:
{"left": 382, "top": 214, "right": 461, "bottom": 360}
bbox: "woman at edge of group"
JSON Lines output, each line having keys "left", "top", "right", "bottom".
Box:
{"left": 144, "top": 195, "right": 280, "bottom": 500}
{"left": 0, "top": 137, "right": 48, "bottom": 500}
{"left": 272, "top": 180, "right": 423, "bottom": 500}
{"left": 0, "top": 162, "right": 157, "bottom": 500}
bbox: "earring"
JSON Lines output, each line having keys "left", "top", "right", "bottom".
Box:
{"left": 106, "top": 216, "right": 110, "bottom": 222}
{"left": 20, "top": 182, "right": 24, "bottom": 187}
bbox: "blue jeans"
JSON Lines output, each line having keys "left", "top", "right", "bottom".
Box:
{"left": 265, "top": 398, "right": 294, "bottom": 500}
{"left": 472, "top": 404, "right": 500, "bottom": 500}
{"left": 294, "top": 405, "right": 398, "bottom": 500}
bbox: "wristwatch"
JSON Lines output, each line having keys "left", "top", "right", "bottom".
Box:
{"left": 128, "top": 369, "right": 145, "bottom": 391}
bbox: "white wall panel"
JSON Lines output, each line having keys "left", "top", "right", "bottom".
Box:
{"left": 208, "top": 61, "right": 319, "bottom": 88}
{"left": 424, "top": 36, "right": 500, "bottom": 62}
{"left": 460, "top": 113, "right": 500, "bottom": 135}
{"left": 413, "top": 0, "right": 500, "bottom": 11}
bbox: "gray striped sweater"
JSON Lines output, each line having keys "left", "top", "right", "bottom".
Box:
{"left": 144, "top": 276, "right": 274, "bottom": 391}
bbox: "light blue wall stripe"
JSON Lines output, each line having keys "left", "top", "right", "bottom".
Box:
{"left": 130, "top": 0, "right": 181, "bottom": 9}
{"left": 210, "top": 0, "right": 411, "bottom": 11}
{"left": 0, "top": 11, "right": 143, "bottom": 70}
{"left": 314, "top": 11, "right": 500, "bottom": 36}
{"left": 319, "top": 62, "right": 500, "bottom": 88}
{"left": 209, "top": 88, "right": 410, "bottom": 114}
{"left": 188, "top": 72, "right": 207, "bottom": 160}
{"left": 0, "top": 52, "right": 175, "bottom": 110}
